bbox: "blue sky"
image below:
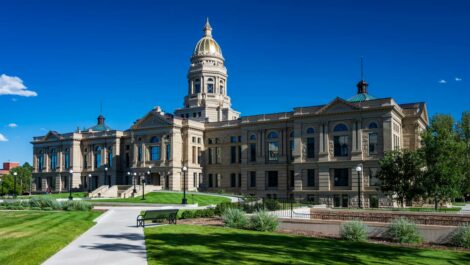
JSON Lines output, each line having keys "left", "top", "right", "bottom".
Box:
{"left": 0, "top": 0, "right": 469, "bottom": 164}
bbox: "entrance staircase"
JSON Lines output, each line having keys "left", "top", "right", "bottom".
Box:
{"left": 89, "top": 184, "right": 162, "bottom": 198}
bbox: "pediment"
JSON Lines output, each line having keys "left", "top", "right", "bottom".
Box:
{"left": 132, "top": 111, "right": 173, "bottom": 129}
{"left": 316, "top": 97, "right": 360, "bottom": 114}
{"left": 43, "top": 131, "right": 61, "bottom": 141}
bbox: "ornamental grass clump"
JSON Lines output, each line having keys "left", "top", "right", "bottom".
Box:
{"left": 61, "top": 200, "right": 92, "bottom": 211}
{"left": 340, "top": 220, "right": 369, "bottom": 242}
{"left": 29, "top": 197, "right": 62, "bottom": 210}
{"left": 386, "top": 217, "right": 423, "bottom": 244}
{"left": 222, "top": 208, "right": 248, "bottom": 229}
{"left": 451, "top": 224, "right": 470, "bottom": 248}
{"left": 248, "top": 210, "right": 279, "bottom": 232}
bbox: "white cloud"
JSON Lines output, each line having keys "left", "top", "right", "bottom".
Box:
{"left": 455, "top": 77, "right": 462, "bottom": 81}
{"left": 0, "top": 74, "right": 38, "bottom": 97}
{"left": 0, "top": 133, "right": 8, "bottom": 142}
{"left": 7, "top": 123, "right": 18, "bottom": 128}
{"left": 438, "top": 79, "right": 447, "bottom": 84}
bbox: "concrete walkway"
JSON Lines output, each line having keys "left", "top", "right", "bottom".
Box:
{"left": 43, "top": 206, "right": 192, "bottom": 265}
{"left": 459, "top": 203, "right": 470, "bottom": 214}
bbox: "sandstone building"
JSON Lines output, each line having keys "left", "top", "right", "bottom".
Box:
{"left": 31, "top": 20, "right": 428, "bottom": 207}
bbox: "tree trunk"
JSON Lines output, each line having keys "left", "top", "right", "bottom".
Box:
{"left": 434, "top": 195, "right": 438, "bottom": 211}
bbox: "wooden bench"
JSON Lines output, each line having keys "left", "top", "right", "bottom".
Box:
{"left": 136, "top": 209, "right": 179, "bottom": 227}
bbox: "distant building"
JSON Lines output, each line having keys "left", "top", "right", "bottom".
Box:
{"left": 0, "top": 162, "right": 20, "bottom": 176}
{"left": 31, "top": 20, "right": 428, "bottom": 207}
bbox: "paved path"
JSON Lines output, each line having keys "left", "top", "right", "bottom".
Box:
{"left": 459, "top": 203, "right": 470, "bottom": 214}
{"left": 43, "top": 206, "right": 191, "bottom": 265}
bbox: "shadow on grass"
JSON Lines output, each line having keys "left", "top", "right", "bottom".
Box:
{"left": 145, "top": 226, "right": 470, "bottom": 264}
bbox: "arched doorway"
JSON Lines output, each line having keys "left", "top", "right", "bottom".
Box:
{"left": 148, "top": 173, "right": 161, "bottom": 186}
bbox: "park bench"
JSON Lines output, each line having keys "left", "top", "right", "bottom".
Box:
{"left": 136, "top": 209, "right": 179, "bottom": 227}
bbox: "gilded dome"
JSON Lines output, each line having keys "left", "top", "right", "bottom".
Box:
{"left": 192, "top": 19, "right": 223, "bottom": 58}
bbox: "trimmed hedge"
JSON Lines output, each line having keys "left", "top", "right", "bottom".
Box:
{"left": 0, "top": 197, "right": 92, "bottom": 211}
{"left": 178, "top": 208, "right": 216, "bottom": 219}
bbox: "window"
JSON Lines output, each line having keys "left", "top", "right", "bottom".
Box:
{"left": 207, "top": 78, "right": 214, "bottom": 93}
{"left": 95, "top": 146, "right": 102, "bottom": 168}
{"left": 208, "top": 148, "right": 213, "bottom": 164}
{"left": 267, "top": 132, "right": 278, "bottom": 139}
{"left": 307, "top": 169, "right": 315, "bottom": 187}
{"left": 368, "top": 122, "right": 378, "bottom": 129}
{"left": 393, "top": 134, "right": 400, "bottom": 150}
{"left": 197, "top": 147, "right": 201, "bottom": 164}
{"left": 83, "top": 154, "right": 87, "bottom": 169}
{"left": 194, "top": 79, "right": 201, "bottom": 93}
{"left": 238, "top": 174, "right": 241, "bottom": 187}
{"left": 306, "top": 127, "right": 315, "bottom": 134}
{"left": 38, "top": 151, "right": 44, "bottom": 172}
{"left": 193, "top": 173, "right": 198, "bottom": 188}
{"left": 215, "top": 147, "right": 221, "bottom": 164}
{"left": 333, "top": 124, "right": 348, "bottom": 132}
{"left": 369, "top": 133, "right": 378, "bottom": 155}
{"left": 197, "top": 137, "right": 201, "bottom": 144}
{"left": 334, "top": 195, "right": 341, "bottom": 207}
{"left": 50, "top": 149, "right": 57, "bottom": 170}
{"left": 334, "top": 194, "right": 349, "bottom": 208}
{"left": 289, "top": 139, "right": 295, "bottom": 160}
{"left": 249, "top": 171, "right": 256, "bottom": 187}
{"left": 369, "top": 168, "right": 380, "bottom": 186}
{"left": 250, "top": 143, "right": 256, "bottom": 162}
{"left": 230, "top": 146, "right": 236, "bottom": 163}
{"left": 307, "top": 137, "right": 315, "bottom": 158}
{"left": 108, "top": 147, "right": 113, "bottom": 167}
{"left": 249, "top": 134, "right": 256, "bottom": 141}
{"left": 334, "top": 168, "right": 349, "bottom": 186}
{"left": 150, "top": 146, "right": 161, "bottom": 161}
{"left": 208, "top": 138, "right": 213, "bottom": 144}
{"left": 150, "top": 136, "right": 160, "bottom": 143}
{"left": 208, "top": 174, "right": 213, "bottom": 187}
{"left": 230, "top": 136, "right": 237, "bottom": 143}
{"left": 267, "top": 171, "right": 278, "bottom": 188}
{"left": 216, "top": 174, "right": 221, "bottom": 187}
{"left": 238, "top": 145, "right": 242, "bottom": 163}
{"left": 166, "top": 144, "right": 171, "bottom": 160}
{"left": 64, "top": 148, "right": 70, "bottom": 169}
{"left": 268, "top": 142, "right": 279, "bottom": 161}
{"left": 192, "top": 146, "right": 196, "bottom": 163}
{"left": 334, "top": 136, "right": 349, "bottom": 157}
{"left": 231, "top": 173, "right": 236, "bottom": 187}
{"left": 137, "top": 145, "right": 142, "bottom": 162}
{"left": 125, "top": 153, "right": 130, "bottom": 168}
{"left": 192, "top": 137, "right": 196, "bottom": 143}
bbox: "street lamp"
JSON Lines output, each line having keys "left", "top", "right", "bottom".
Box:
{"left": 181, "top": 166, "right": 188, "bottom": 204}
{"left": 141, "top": 175, "right": 146, "bottom": 200}
{"left": 127, "top": 171, "right": 131, "bottom": 185}
{"left": 356, "top": 164, "right": 363, "bottom": 209}
{"left": 132, "top": 172, "right": 137, "bottom": 195}
{"left": 68, "top": 169, "right": 74, "bottom": 201}
{"left": 105, "top": 167, "right": 109, "bottom": 186}
{"left": 13, "top": 172, "right": 18, "bottom": 198}
{"left": 87, "top": 174, "right": 92, "bottom": 193}
{"left": 0, "top": 178, "right": 3, "bottom": 197}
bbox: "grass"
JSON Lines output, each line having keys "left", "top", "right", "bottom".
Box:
{"left": 96, "top": 192, "right": 231, "bottom": 206}
{"left": 0, "top": 210, "right": 101, "bottom": 265}
{"left": 144, "top": 225, "right": 470, "bottom": 265}
{"left": 453, "top": 202, "right": 468, "bottom": 207}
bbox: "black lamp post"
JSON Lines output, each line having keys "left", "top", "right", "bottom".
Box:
{"left": 132, "top": 172, "right": 137, "bottom": 195}
{"left": 127, "top": 171, "right": 131, "bottom": 185}
{"left": 68, "top": 169, "right": 74, "bottom": 201}
{"left": 13, "top": 172, "right": 18, "bottom": 198}
{"left": 181, "top": 166, "right": 188, "bottom": 204}
{"left": 105, "top": 167, "right": 109, "bottom": 186}
{"left": 0, "top": 178, "right": 3, "bottom": 197}
{"left": 141, "top": 175, "right": 145, "bottom": 200}
{"left": 88, "top": 174, "right": 92, "bottom": 193}
{"left": 356, "top": 164, "right": 363, "bottom": 209}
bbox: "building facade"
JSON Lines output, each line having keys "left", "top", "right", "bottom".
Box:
{"left": 31, "top": 20, "right": 428, "bottom": 207}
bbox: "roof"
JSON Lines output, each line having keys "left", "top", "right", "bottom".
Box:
{"left": 347, "top": 93, "right": 378, "bottom": 103}
{"left": 87, "top": 124, "right": 113, "bottom": 132}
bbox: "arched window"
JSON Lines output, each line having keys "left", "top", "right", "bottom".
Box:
{"left": 306, "top": 127, "right": 315, "bottom": 134}
{"left": 50, "top": 149, "right": 57, "bottom": 170}
{"left": 333, "top": 124, "right": 348, "bottom": 132}
{"left": 207, "top": 78, "right": 214, "bottom": 93}
{"left": 249, "top": 134, "right": 256, "bottom": 141}
{"left": 64, "top": 148, "right": 70, "bottom": 169}
{"left": 368, "top": 122, "right": 378, "bottom": 129}
{"left": 194, "top": 79, "right": 201, "bottom": 93}
{"left": 95, "top": 146, "right": 102, "bottom": 168}
{"left": 267, "top": 131, "right": 278, "bottom": 139}
{"left": 150, "top": 136, "right": 160, "bottom": 143}
{"left": 108, "top": 147, "right": 113, "bottom": 167}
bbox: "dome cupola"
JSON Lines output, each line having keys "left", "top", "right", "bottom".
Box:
{"left": 192, "top": 18, "right": 223, "bottom": 58}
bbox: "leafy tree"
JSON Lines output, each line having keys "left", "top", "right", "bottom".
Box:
{"left": 421, "top": 114, "right": 466, "bottom": 210}
{"left": 377, "top": 149, "right": 425, "bottom": 207}
{"left": 457, "top": 111, "right": 470, "bottom": 199}
{"left": 0, "top": 163, "right": 33, "bottom": 196}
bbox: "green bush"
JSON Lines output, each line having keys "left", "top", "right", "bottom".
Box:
{"left": 248, "top": 210, "right": 279, "bottom": 232}
{"left": 451, "top": 224, "right": 470, "bottom": 248}
{"left": 179, "top": 208, "right": 217, "bottom": 219}
{"left": 215, "top": 202, "right": 237, "bottom": 215}
{"left": 386, "top": 217, "right": 423, "bottom": 244}
{"left": 61, "top": 200, "right": 92, "bottom": 211}
{"left": 242, "top": 202, "right": 265, "bottom": 213}
{"left": 263, "top": 199, "right": 281, "bottom": 211}
{"left": 340, "top": 220, "right": 368, "bottom": 242}
{"left": 222, "top": 208, "right": 247, "bottom": 229}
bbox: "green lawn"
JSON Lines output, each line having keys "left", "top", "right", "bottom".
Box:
{"left": 0, "top": 210, "right": 101, "bottom": 265}
{"left": 144, "top": 225, "right": 470, "bottom": 265}
{"left": 96, "top": 192, "right": 231, "bottom": 206}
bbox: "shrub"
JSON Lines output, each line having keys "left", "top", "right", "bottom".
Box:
{"left": 242, "top": 202, "right": 265, "bottom": 213}
{"left": 263, "top": 199, "right": 281, "bottom": 211}
{"left": 215, "top": 202, "right": 237, "bottom": 215}
{"left": 29, "top": 197, "right": 62, "bottom": 210}
{"left": 180, "top": 210, "right": 195, "bottom": 219}
{"left": 62, "top": 200, "right": 92, "bottom": 211}
{"left": 340, "top": 220, "right": 368, "bottom": 242}
{"left": 248, "top": 210, "right": 279, "bottom": 232}
{"left": 451, "top": 224, "right": 470, "bottom": 248}
{"left": 386, "top": 217, "right": 422, "bottom": 244}
{"left": 222, "top": 208, "right": 247, "bottom": 229}
{"left": 179, "top": 208, "right": 217, "bottom": 219}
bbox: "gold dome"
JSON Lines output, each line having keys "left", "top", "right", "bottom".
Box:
{"left": 192, "top": 19, "right": 223, "bottom": 58}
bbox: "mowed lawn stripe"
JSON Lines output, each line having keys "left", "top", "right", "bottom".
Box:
{"left": 97, "top": 192, "right": 231, "bottom": 206}
{"left": 0, "top": 211, "right": 101, "bottom": 265}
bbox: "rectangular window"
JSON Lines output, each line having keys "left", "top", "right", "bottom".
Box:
{"left": 267, "top": 171, "right": 278, "bottom": 188}
{"left": 250, "top": 143, "right": 256, "bottom": 162}
{"left": 207, "top": 83, "right": 214, "bottom": 93}
{"left": 150, "top": 146, "right": 161, "bottom": 161}
{"left": 208, "top": 174, "right": 213, "bottom": 187}
{"left": 238, "top": 145, "right": 242, "bottom": 163}
{"left": 192, "top": 146, "right": 196, "bottom": 163}
{"left": 334, "top": 168, "right": 349, "bottom": 187}
{"left": 208, "top": 148, "right": 213, "bottom": 164}
{"left": 230, "top": 136, "right": 237, "bottom": 143}
{"left": 334, "top": 136, "right": 349, "bottom": 157}
{"left": 369, "top": 168, "right": 380, "bottom": 186}
{"left": 83, "top": 154, "right": 87, "bottom": 169}
{"left": 268, "top": 142, "right": 279, "bottom": 161}
{"left": 197, "top": 147, "right": 201, "bottom": 164}
{"left": 64, "top": 152, "right": 70, "bottom": 169}
{"left": 192, "top": 137, "right": 196, "bottom": 143}
{"left": 289, "top": 140, "right": 294, "bottom": 160}
{"left": 166, "top": 144, "right": 171, "bottom": 160}
{"left": 250, "top": 171, "right": 256, "bottom": 187}
{"left": 290, "top": 170, "right": 295, "bottom": 188}
{"left": 138, "top": 145, "right": 142, "bottom": 162}
{"left": 307, "top": 137, "right": 315, "bottom": 158}
{"left": 307, "top": 169, "right": 315, "bottom": 187}
{"left": 230, "top": 146, "right": 237, "bottom": 163}
{"left": 193, "top": 172, "right": 198, "bottom": 188}
{"left": 230, "top": 173, "right": 236, "bottom": 187}
{"left": 369, "top": 133, "right": 378, "bottom": 155}
{"left": 216, "top": 174, "right": 221, "bottom": 187}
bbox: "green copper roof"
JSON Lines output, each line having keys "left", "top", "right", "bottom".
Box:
{"left": 88, "top": 124, "right": 113, "bottom": 132}
{"left": 347, "top": 93, "right": 377, "bottom": 103}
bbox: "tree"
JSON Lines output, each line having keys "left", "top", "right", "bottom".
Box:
{"left": 457, "top": 111, "right": 470, "bottom": 199}
{"left": 1, "top": 163, "right": 33, "bottom": 196}
{"left": 421, "top": 114, "right": 466, "bottom": 210}
{"left": 377, "top": 149, "right": 425, "bottom": 207}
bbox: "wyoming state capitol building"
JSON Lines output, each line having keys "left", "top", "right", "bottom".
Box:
{"left": 31, "top": 20, "right": 428, "bottom": 208}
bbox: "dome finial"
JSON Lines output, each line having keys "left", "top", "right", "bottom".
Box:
{"left": 203, "top": 17, "right": 212, "bottom": 37}
{"left": 357, "top": 57, "right": 368, "bottom": 94}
